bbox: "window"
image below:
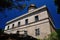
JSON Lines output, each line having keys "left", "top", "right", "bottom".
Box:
{"left": 7, "top": 26, "right": 9, "bottom": 30}
{"left": 25, "top": 19, "right": 28, "bottom": 25}
{"left": 12, "top": 24, "right": 14, "bottom": 28}
{"left": 16, "top": 31, "right": 19, "bottom": 34}
{"left": 35, "top": 15, "right": 39, "bottom": 21}
{"left": 18, "top": 22, "right": 20, "bottom": 27}
{"left": 24, "top": 31, "right": 27, "bottom": 36}
{"left": 35, "top": 28, "right": 40, "bottom": 36}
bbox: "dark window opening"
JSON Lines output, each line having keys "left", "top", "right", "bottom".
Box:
{"left": 35, "top": 28, "right": 40, "bottom": 36}
{"left": 12, "top": 24, "right": 14, "bottom": 28}
{"left": 16, "top": 31, "right": 19, "bottom": 34}
{"left": 35, "top": 15, "right": 39, "bottom": 22}
{"left": 18, "top": 22, "right": 20, "bottom": 27}
{"left": 24, "top": 31, "right": 27, "bottom": 36}
{"left": 7, "top": 26, "right": 9, "bottom": 30}
{"left": 25, "top": 19, "right": 28, "bottom": 25}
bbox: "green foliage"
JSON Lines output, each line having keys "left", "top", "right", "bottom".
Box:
{"left": 43, "top": 32, "right": 58, "bottom": 40}
{"left": 56, "top": 29, "right": 60, "bottom": 40}
{"left": 44, "top": 29, "right": 60, "bottom": 40}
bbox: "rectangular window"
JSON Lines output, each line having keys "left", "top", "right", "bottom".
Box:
{"left": 18, "top": 22, "right": 20, "bottom": 27}
{"left": 24, "top": 31, "right": 27, "bottom": 36}
{"left": 25, "top": 19, "right": 28, "bottom": 25}
{"left": 35, "top": 15, "right": 39, "bottom": 22}
{"left": 35, "top": 28, "right": 40, "bottom": 36}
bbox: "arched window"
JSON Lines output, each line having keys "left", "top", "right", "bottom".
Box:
{"left": 16, "top": 31, "right": 19, "bottom": 34}
{"left": 18, "top": 22, "right": 20, "bottom": 27}
{"left": 25, "top": 19, "right": 28, "bottom": 25}
{"left": 7, "top": 26, "right": 9, "bottom": 30}
{"left": 12, "top": 24, "right": 14, "bottom": 28}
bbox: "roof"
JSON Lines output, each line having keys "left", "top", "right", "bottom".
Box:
{"left": 6, "top": 5, "right": 47, "bottom": 24}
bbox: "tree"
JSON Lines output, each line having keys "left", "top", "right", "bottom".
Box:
{"left": 44, "top": 32, "right": 58, "bottom": 40}
{"left": 0, "top": 29, "right": 4, "bottom": 35}
{"left": 0, "top": 0, "right": 26, "bottom": 11}
{"left": 55, "top": 0, "right": 60, "bottom": 13}
{"left": 0, "top": 0, "right": 13, "bottom": 11}
{"left": 0, "top": 0, "right": 27, "bottom": 18}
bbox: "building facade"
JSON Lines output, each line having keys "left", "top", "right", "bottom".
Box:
{"left": 4, "top": 4, "right": 55, "bottom": 39}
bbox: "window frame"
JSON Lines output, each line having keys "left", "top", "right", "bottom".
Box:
{"left": 7, "top": 26, "right": 9, "bottom": 30}
{"left": 24, "top": 30, "right": 28, "bottom": 36}
{"left": 35, "top": 15, "right": 39, "bottom": 22}
{"left": 18, "top": 22, "right": 20, "bottom": 27}
{"left": 12, "top": 24, "right": 14, "bottom": 28}
{"left": 25, "top": 19, "right": 28, "bottom": 25}
{"left": 16, "top": 31, "right": 20, "bottom": 34}
{"left": 35, "top": 28, "right": 40, "bottom": 36}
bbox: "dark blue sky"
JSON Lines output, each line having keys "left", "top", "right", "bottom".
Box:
{"left": 0, "top": 0, "right": 60, "bottom": 29}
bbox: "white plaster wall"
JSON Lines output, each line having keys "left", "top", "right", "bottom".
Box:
{"left": 5, "top": 10, "right": 48, "bottom": 30}
{"left": 4, "top": 19, "right": 51, "bottom": 39}
{"left": 5, "top": 26, "right": 8, "bottom": 30}
{"left": 39, "top": 11, "right": 48, "bottom": 20}
{"left": 4, "top": 6, "right": 53, "bottom": 39}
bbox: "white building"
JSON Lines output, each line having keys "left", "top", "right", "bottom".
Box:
{"left": 4, "top": 4, "right": 55, "bottom": 39}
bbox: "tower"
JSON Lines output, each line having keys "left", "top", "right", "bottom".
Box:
{"left": 28, "top": 4, "right": 37, "bottom": 12}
